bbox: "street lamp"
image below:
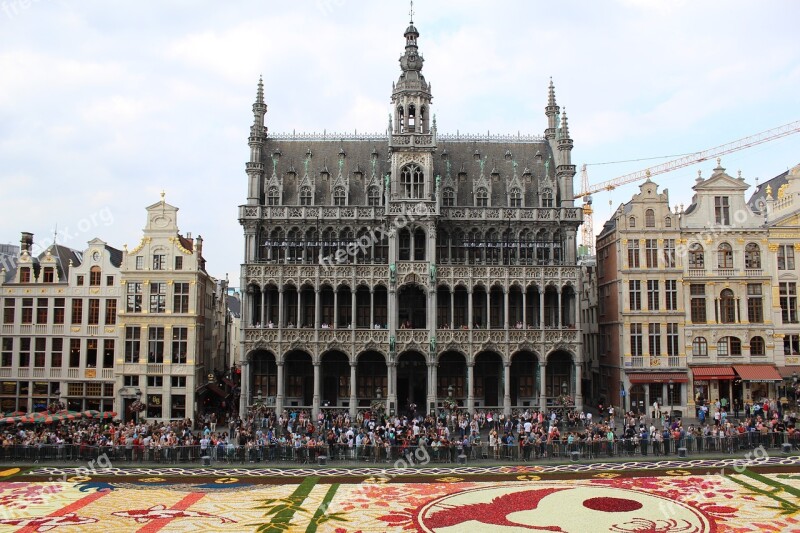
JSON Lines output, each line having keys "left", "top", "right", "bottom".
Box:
{"left": 668, "top": 379, "right": 674, "bottom": 423}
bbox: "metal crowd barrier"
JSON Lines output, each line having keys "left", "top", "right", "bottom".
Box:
{"left": 1, "top": 432, "right": 797, "bottom": 465}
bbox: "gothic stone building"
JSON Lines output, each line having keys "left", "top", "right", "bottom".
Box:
{"left": 238, "top": 20, "right": 584, "bottom": 418}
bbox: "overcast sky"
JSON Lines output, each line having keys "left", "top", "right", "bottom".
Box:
{"left": 2, "top": 0, "right": 799, "bottom": 286}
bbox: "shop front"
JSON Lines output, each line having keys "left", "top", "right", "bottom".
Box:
{"left": 627, "top": 372, "right": 688, "bottom": 418}
{"left": 732, "top": 365, "right": 783, "bottom": 404}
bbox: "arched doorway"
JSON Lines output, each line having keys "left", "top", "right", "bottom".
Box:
{"left": 397, "top": 351, "right": 427, "bottom": 416}
{"left": 546, "top": 351, "right": 574, "bottom": 401}
{"left": 475, "top": 351, "right": 503, "bottom": 407}
{"left": 398, "top": 284, "right": 426, "bottom": 329}
{"left": 321, "top": 351, "right": 350, "bottom": 407}
{"left": 437, "top": 351, "right": 466, "bottom": 407}
{"left": 284, "top": 350, "right": 313, "bottom": 407}
{"left": 356, "top": 351, "right": 387, "bottom": 407}
{"left": 511, "top": 351, "right": 538, "bottom": 406}
{"left": 250, "top": 350, "right": 277, "bottom": 404}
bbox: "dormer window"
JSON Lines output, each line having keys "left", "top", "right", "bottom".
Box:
{"left": 19, "top": 267, "right": 31, "bottom": 283}
{"left": 665, "top": 216, "right": 672, "bottom": 227}
{"left": 443, "top": 187, "right": 455, "bottom": 207}
{"left": 541, "top": 189, "right": 553, "bottom": 208}
{"left": 300, "top": 186, "right": 312, "bottom": 206}
{"left": 267, "top": 187, "right": 280, "bottom": 206}
{"left": 509, "top": 188, "right": 522, "bottom": 207}
{"left": 333, "top": 186, "right": 346, "bottom": 206}
{"left": 42, "top": 267, "right": 54, "bottom": 283}
{"left": 368, "top": 186, "right": 381, "bottom": 206}
{"left": 628, "top": 216, "right": 636, "bottom": 228}
{"left": 476, "top": 187, "right": 488, "bottom": 207}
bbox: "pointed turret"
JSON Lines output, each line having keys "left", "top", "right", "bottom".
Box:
{"left": 545, "top": 78, "right": 560, "bottom": 141}
{"left": 247, "top": 76, "right": 268, "bottom": 205}
{"left": 556, "top": 108, "right": 576, "bottom": 207}
{"left": 391, "top": 10, "right": 432, "bottom": 135}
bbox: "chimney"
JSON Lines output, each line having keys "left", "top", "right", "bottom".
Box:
{"left": 20, "top": 232, "right": 33, "bottom": 253}
{"left": 195, "top": 235, "right": 203, "bottom": 255}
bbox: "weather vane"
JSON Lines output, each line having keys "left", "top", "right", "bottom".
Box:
{"left": 409, "top": 0, "right": 414, "bottom": 22}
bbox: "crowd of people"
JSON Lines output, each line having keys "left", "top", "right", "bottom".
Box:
{"left": 1, "top": 400, "right": 797, "bottom": 464}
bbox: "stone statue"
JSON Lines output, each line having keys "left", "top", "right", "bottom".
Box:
{"left": 544, "top": 157, "right": 551, "bottom": 176}
{"left": 389, "top": 263, "right": 397, "bottom": 284}
{"left": 390, "top": 335, "right": 396, "bottom": 353}
{"left": 436, "top": 174, "right": 441, "bottom": 191}
{"left": 429, "top": 336, "right": 436, "bottom": 354}
{"left": 429, "top": 263, "right": 437, "bottom": 284}
{"left": 271, "top": 155, "right": 278, "bottom": 175}
{"left": 304, "top": 154, "right": 310, "bottom": 175}
{"left": 479, "top": 155, "right": 486, "bottom": 175}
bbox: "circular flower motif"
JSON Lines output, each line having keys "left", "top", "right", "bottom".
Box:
{"left": 593, "top": 472, "right": 621, "bottom": 479}
{"left": 138, "top": 477, "right": 166, "bottom": 483}
{"left": 215, "top": 477, "right": 239, "bottom": 484}
{"left": 665, "top": 469, "right": 692, "bottom": 476}
{"left": 517, "top": 474, "right": 542, "bottom": 481}
{"left": 67, "top": 476, "right": 91, "bottom": 483}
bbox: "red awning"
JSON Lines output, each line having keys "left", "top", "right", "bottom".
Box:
{"left": 733, "top": 365, "right": 783, "bottom": 383}
{"left": 628, "top": 372, "right": 688, "bottom": 384}
{"left": 196, "top": 383, "right": 229, "bottom": 398}
{"left": 690, "top": 366, "right": 736, "bottom": 380}
{"left": 778, "top": 366, "right": 800, "bottom": 379}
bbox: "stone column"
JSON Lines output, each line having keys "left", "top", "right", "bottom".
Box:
{"left": 522, "top": 289, "right": 527, "bottom": 327}
{"left": 278, "top": 289, "right": 284, "bottom": 338}
{"left": 387, "top": 362, "right": 396, "bottom": 416}
{"left": 276, "top": 361, "right": 285, "bottom": 415}
{"left": 239, "top": 360, "right": 249, "bottom": 416}
{"left": 296, "top": 290, "right": 301, "bottom": 327}
{"left": 351, "top": 291, "right": 357, "bottom": 329}
{"left": 370, "top": 288, "right": 374, "bottom": 327}
{"left": 575, "top": 362, "right": 583, "bottom": 411}
{"left": 503, "top": 361, "right": 511, "bottom": 416}
{"left": 312, "top": 362, "right": 321, "bottom": 417}
{"left": 467, "top": 362, "right": 474, "bottom": 413}
{"left": 315, "top": 289, "right": 321, "bottom": 329}
{"left": 540, "top": 289, "right": 545, "bottom": 327}
{"left": 450, "top": 289, "right": 455, "bottom": 329}
{"left": 486, "top": 289, "right": 490, "bottom": 328}
{"left": 503, "top": 287, "right": 509, "bottom": 329}
{"left": 557, "top": 287, "right": 562, "bottom": 327}
{"left": 334, "top": 289, "right": 339, "bottom": 328}
{"left": 349, "top": 362, "right": 358, "bottom": 418}
{"left": 261, "top": 289, "right": 266, "bottom": 326}
{"left": 538, "top": 361, "right": 547, "bottom": 410}
{"left": 468, "top": 289, "right": 473, "bottom": 328}
{"left": 428, "top": 361, "right": 438, "bottom": 415}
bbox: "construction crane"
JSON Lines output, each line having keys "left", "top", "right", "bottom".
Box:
{"left": 578, "top": 119, "right": 800, "bottom": 255}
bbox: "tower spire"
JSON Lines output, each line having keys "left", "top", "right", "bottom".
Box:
{"left": 409, "top": 0, "right": 414, "bottom": 23}
{"left": 545, "top": 78, "right": 561, "bottom": 141}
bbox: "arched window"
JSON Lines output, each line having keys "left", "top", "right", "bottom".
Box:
{"left": 720, "top": 288, "right": 736, "bottom": 323}
{"left": 688, "top": 243, "right": 704, "bottom": 269}
{"left": 717, "top": 337, "right": 729, "bottom": 357}
{"left": 268, "top": 186, "right": 280, "bottom": 206}
{"left": 397, "top": 105, "right": 405, "bottom": 133}
{"left": 750, "top": 336, "right": 765, "bottom": 356}
{"left": 299, "top": 186, "right": 312, "bottom": 206}
{"left": 665, "top": 216, "right": 672, "bottom": 227}
{"left": 645, "top": 209, "right": 655, "bottom": 227}
{"left": 442, "top": 187, "right": 455, "bottom": 207}
{"left": 367, "top": 186, "right": 381, "bottom": 206}
{"left": 509, "top": 188, "right": 522, "bottom": 207}
{"left": 745, "top": 243, "right": 761, "bottom": 269}
{"left": 717, "top": 243, "right": 733, "bottom": 269}
{"left": 541, "top": 188, "right": 553, "bottom": 208}
{"left": 269, "top": 228, "right": 285, "bottom": 262}
{"left": 692, "top": 337, "right": 707, "bottom": 356}
{"left": 89, "top": 266, "right": 101, "bottom": 286}
{"left": 629, "top": 216, "right": 636, "bottom": 228}
{"left": 333, "top": 186, "right": 346, "bottom": 206}
{"left": 398, "top": 228, "right": 411, "bottom": 261}
{"left": 476, "top": 187, "right": 488, "bottom": 207}
{"left": 400, "top": 164, "right": 424, "bottom": 199}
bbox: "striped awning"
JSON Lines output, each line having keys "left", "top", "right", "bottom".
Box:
{"left": 690, "top": 366, "right": 736, "bottom": 380}
{"left": 628, "top": 372, "right": 688, "bottom": 384}
{"left": 733, "top": 365, "right": 783, "bottom": 383}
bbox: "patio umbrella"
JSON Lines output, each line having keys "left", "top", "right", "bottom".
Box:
{"left": 0, "top": 416, "right": 19, "bottom": 425}
{"left": 57, "top": 410, "right": 80, "bottom": 421}
{"left": 95, "top": 411, "right": 117, "bottom": 420}
{"left": 81, "top": 410, "right": 100, "bottom": 419}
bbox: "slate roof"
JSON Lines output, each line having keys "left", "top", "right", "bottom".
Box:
{"left": 747, "top": 169, "right": 789, "bottom": 213}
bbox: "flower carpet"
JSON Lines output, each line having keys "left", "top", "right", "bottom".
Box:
{"left": 0, "top": 458, "right": 797, "bottom": 532}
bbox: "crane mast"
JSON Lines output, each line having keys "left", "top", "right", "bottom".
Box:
{"left": 579, "top": 119, "right": 800, "bottom": 254}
